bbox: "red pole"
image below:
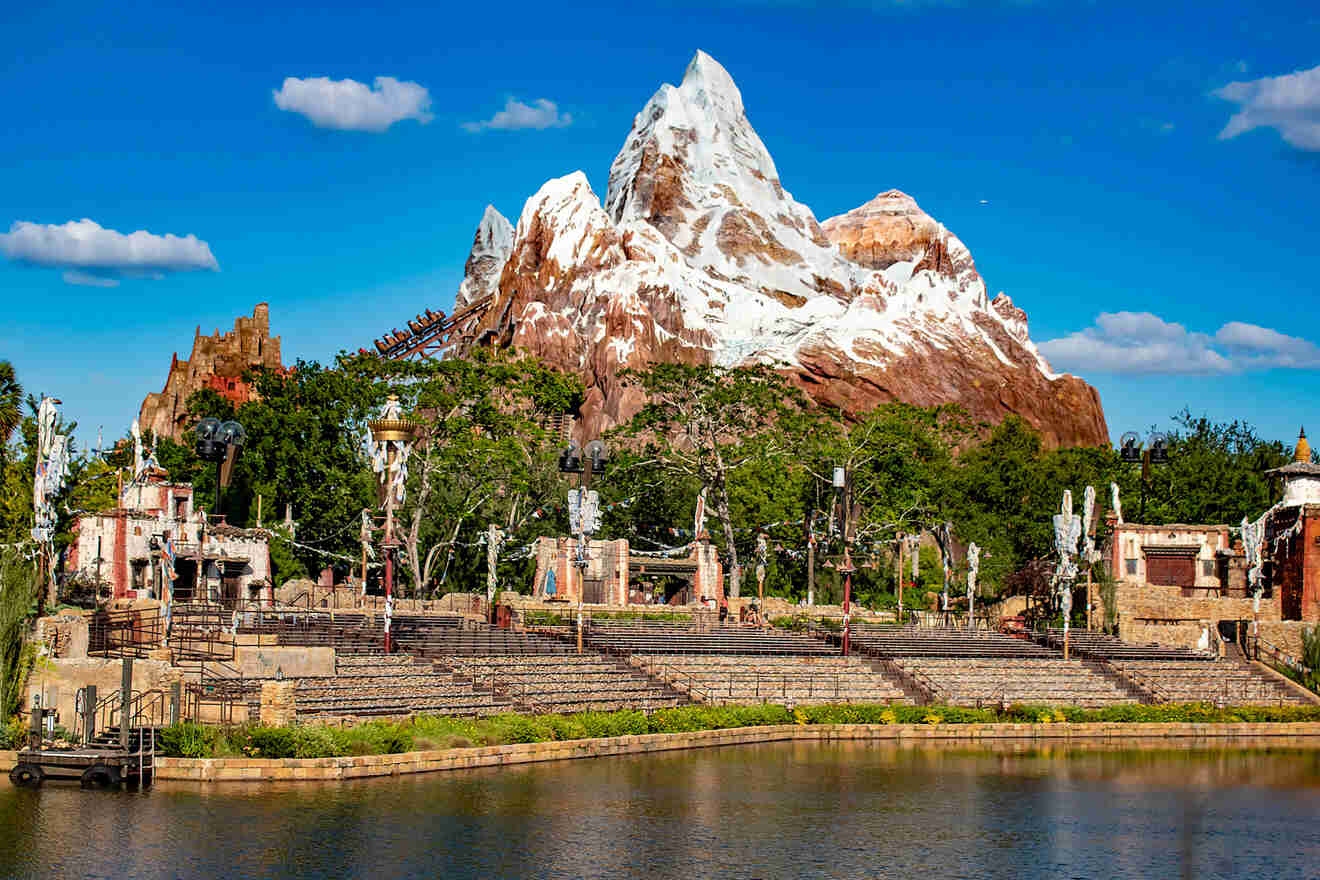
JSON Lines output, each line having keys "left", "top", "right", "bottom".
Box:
{"left": 383, "top": 472, "right": 395, "bottom": 655}
{"left": 383, "top": 543, "right": 393, "bottom": 653}
{"left": 842, "top": 545, "right": 852, "bottom": 657}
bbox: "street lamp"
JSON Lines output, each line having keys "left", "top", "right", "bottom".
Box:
{"left": 833, "top": 466, "right": 854, "bottom": 657}
{"left": 195, "top": 418, "right": 246, "bottom": 519}
{"left": 1118, "top": 431, "right": 1170, "bottom": 522}
{"left": 368, "top": 396, "right": 418, "bottom": 654}
{"left": 559, "top": 439, "right": 606, "bottom": 654}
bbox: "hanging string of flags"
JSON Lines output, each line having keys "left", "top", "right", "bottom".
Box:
{"left": 631, "top": 542, "right": 697, "bottom": 558}
{"left": 268, "top": 530, "right": 386, "bottom": 570}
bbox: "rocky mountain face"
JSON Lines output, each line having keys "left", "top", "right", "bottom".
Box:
{"left": 454, "top": 51, "right": 1107, "bottom": 448}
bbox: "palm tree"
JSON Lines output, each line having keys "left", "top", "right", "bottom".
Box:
{"left": 0, "top": 361, "right": 20, "bottom": 453}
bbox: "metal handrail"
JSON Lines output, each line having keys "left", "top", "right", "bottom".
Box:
{"left": 641, "top": 658, "right": 712, "bottom": 704}
{"left": 1251, "top": 634, "right": 1315, "bottom": 683}
{"left": 1106, "top": 661, "right": 1173, "bottom": 704}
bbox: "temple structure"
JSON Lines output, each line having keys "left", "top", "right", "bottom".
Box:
{"left": 1103, "top": 428, "right": 1320, "bottom": 656}
{"left": 1262, "top": 429, "right": 1320, "bottom": 622}
{"left": 530, "top": 537, "right": 723, "bottom": 606}
{"left": 138, "top": 303, "right": 283, "bottom": 440}
{"left": 66, "top": 469, "right": 272, "bottom": 605}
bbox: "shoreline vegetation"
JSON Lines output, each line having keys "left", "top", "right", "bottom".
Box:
{"left": 126, "top": 703, "right": 1320, "bottom": 760}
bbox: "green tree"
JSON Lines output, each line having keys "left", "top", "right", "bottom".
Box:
{"left": 350, "top": 352, "right": 582, "bottom": 595}
{"left": 0, "top": 550, "right": 37, "bottom": 720}
{"left": 1139, "top": 410, "right": 1289, "bottom": 526}
{"left": 0, "top": 361, "right": 20, "bottom": 469}
{"left": 613, "top": 363, "right": 804, "bottom": 598}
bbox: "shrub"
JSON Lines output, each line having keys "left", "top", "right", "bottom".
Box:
{"left": 0, "top": 716, "right": 28, "bottom": 749}
{"left": 576, "top": 710, "right": 649, "bottom": 738}
{"left": 411, "top": 715, "right": 489, "bottom": 746}
{"left": 293, "top": 726, "right": 345, "bottom": 759}
{"left": 247, "top": 725, "right": 298, "bottom": 758}
{"left": 158, "top": 721, "right": 217, "bottom": 758}
{"left": 487, "top": 713, "right": 553, "bottom": 744}
{"left": 1301, "top": 625, "right": 1320, "bottom": 692}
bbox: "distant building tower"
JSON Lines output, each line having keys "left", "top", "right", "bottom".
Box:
{"left": 1262, "top": 427, "right": 1320, "bottom": 620}
{"left": 138, "top": 303, "right": 284, "bottom": 441}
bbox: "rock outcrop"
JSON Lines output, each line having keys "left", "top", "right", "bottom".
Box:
{"left": 139, "top": 303, "right": 283, "bottom": 440}
{"left": 454, "top": 51, "right": 1108, "bottom": 448}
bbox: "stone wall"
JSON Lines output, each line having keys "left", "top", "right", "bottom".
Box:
{"left": 25, "top": 658, "right": 183, "bottom": 733}
{"left": 1096, "top": 579, "right": 1289, "bottom": 652}
{"left": 232, "top": 645, "right": 334, "bottom": 679}
{"left": 1257, "top": 621, "right": 1316, "bottom": 659}
{"left": 259, "top": 681, "right": 298, "bottom": 726}
{"left": 35, "top": 612, "right": 89, "bottom": 659}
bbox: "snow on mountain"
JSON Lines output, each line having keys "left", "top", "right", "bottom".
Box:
{"left": 455, "top": 204, "right": 514, "bottom": 310}
{"left": 454, "top": 51, "right": 1107, "bottom": 448}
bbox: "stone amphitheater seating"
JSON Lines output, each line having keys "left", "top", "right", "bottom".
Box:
{"left": 635, "top": 654, "right": 911, "bottom": 706}
{"left": 294, "top": 654, "right": 512, "bottom": 719}
{"left": 436, "top": 654, "right": 688, "bottom": 714}
{"left": 239, "top": 612, "right": 387, "bottom": 654}
{"left": 585, "top": 623, "right": 837, "bottom": 656}
{"left": 394, "top": 623, "right": 575, "bottom": 657}
{"left": 1114, "top": 659, "right": 1310, "bottom": 705}
{"left": 1038, "top": 629, "right": 1214, "bottom": 661}
{"left": 892, "top": 657, "right": 1137, "bottom": 708}
{"left": 847, "top": 624, "right": 1056, "bottom": 658}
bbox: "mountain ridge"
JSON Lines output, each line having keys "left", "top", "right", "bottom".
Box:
{"left": 452, "top": 51, "right": 1107, "bottom": 448}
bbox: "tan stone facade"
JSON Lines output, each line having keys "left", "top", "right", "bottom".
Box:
{"left": 139, "top": 303, "right": 283, "bottom": 441}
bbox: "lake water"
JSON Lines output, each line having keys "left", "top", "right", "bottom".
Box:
{"left": 3, "top": 741, "right": 1320, "bottom": 879}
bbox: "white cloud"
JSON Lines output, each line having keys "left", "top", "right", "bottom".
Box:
{"left": 273, "top": 76, "right": 433, "bottom": 132}
{"left": 1039, "top": 312, "right": 1320, "bottom": 376}
{"left": 1214, "top": 64, "right": 1320, "bottom": 151}
{"left": 62, "top": 270, "right": 120, "bottom": 288}
{"left": 462, "top": 98, "right": 572, "bottom": 133}
{"left": 0, "top": 219, "right": 218, "bottom": 286}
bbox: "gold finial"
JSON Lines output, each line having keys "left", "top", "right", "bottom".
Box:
{"left": 1295, "top": 426, "right": 1310, "bottom": 463}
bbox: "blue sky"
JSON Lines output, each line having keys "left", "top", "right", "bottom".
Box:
{"left": 3, "top": 0, "right": 1318, "bottom": 450}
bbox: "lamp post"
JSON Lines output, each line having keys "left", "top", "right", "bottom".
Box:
{"left": 560, "top": 440, "right": 607, "bottom": 654}
{"left": 833, "top": 467, "right": 853, "bottom": 657}
{"left": 195, "top": 418, "right": 245, "bottom": 606}
{"left": 1119, "top": 431, "right": 1170, "bottom": 522}
{"left": 368, "top": 397, "right": 418, "bottom": 654}
{"left": 195, "top": 418, "right": 246, "bottom": 520}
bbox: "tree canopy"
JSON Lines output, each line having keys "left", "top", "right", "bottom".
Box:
{"left": 1, "top": 350, "right": 1299, "bottom": 607}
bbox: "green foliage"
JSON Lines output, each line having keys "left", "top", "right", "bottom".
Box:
{"left": 0, "top": 361, "right": 21, "bottom": 471}
{"left": 1141, "top": 410, "right": 1290, "bottom": 527}
{"left": 158, "top": 721, "right": 218, "bottom": 758}
{"left": 154, "top": 700, "right": 1320, "bottom": 760}
{"left": 351, "top": 352, "right": 584, "bottom": 596}
{"left": 0, "top": 550, "right": 37, "bottom": 720}
{"left": 4, "top": 338, "right": 1294, "bottom": 603}
{"left": 0, "top": 716, "right": 27, "bottom": 749}
{"left": 613, "top": 362, "right": 806, "bottom": 596}
{"left": 1300, "top": 626, "right": 1320, "bottom": 693}
{"left": 1096, "top": 564, "right": 1119, "bottom": 633}
{"left": 162, "top": 362, "right": 381, "bottom": 579}
{"left": 589, "top": 611, "right": 692, "bottom": 623}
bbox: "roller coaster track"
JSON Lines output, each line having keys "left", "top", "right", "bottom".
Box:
{"left": 358, "top": 295, "right": 495, "bottom": 362}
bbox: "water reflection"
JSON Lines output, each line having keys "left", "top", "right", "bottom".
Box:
{"left": 3, "top": 742, "right": 1319, "bottom": 879}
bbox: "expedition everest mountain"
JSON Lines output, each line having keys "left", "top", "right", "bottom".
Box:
{"left": 449, "top": 51, "right": 1108, "bottom": 448}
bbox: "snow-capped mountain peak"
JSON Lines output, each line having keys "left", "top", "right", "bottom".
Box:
{"left": 456, "top": 52, "right": 1107, "bottom": 448}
